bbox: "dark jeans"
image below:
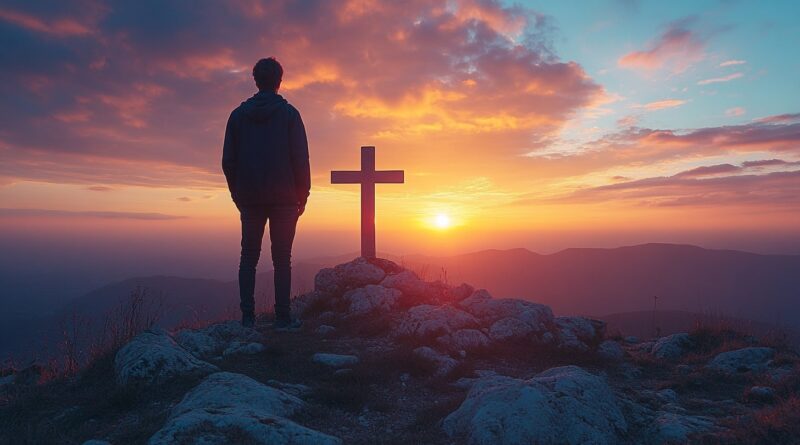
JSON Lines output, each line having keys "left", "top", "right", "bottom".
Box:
{"left": 238, "top": 204, "right": 298, "bottom": 321}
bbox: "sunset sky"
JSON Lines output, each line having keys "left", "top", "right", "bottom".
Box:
{"left": 1, "top": 0, "right": 800, "bottom": 287}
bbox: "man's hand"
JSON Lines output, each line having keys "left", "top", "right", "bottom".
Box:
{"left": 297, "top": 201, "right": 306, "bottom": 216}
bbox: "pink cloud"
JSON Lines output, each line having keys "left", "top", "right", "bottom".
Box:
{"left": 697, "top": 72, "right": 743, "bottom": 85}
{"left": 720, "top": 60, "right": 746, "bottom": 67}
{"left": 725, "top": 107, "right": 746, "bottom": 117}
{"left": 0, "top": 8, "right": 92, "bottom": 36}
{"left": 618, "top": 19, "right": 705, "bottom": 73}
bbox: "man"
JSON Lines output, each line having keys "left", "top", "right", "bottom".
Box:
{"left": 222, "top": 57, "right": 310, "bottom": 329}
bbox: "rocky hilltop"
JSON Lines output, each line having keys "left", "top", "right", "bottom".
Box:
{"left": 1, "top": 257, "right": 798, "bottom": 444}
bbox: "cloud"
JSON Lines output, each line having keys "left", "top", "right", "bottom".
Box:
{"left": 741, "top": 159, "right": 790, "bottom": 168}
{"left": 0, "top": 208, "right": 185, "bottom": 220}
{"left": 618, "top": 18, "right": 705, "bottom": 73}
{"left": 697, "top": 72, "right": 743, "bottom": 85}
{"left": 563, "top": 168, "right": 800, "bottom": 208}
{"left": 719, "top": 60, "right": 746, "bottom": 67}
{"left": 176, "top": 196, "right": 191, "bottom": 202}
{"left": 86, "top": 185, "right": 113, "bottom": 191}
{"left": 674, "top": 163, "right": 740, "bottom": 178}
{"left": 0, "top": 7, "right": 93, "bottom": 36}
{"left": 0, "top": 0, "right": 603, "bottom": 189}
{"left": 636, "top": 99, "right": 687, "bottom": 111}
{"left": 725, "top": 107, "right": 745, "bottom": 117}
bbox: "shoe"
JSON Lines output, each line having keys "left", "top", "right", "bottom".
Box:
{"left": 273, "top": 318, "right": 303, "bottom": 331}
{"left": 241, "top": 312, "right": 255, "bottom": 328}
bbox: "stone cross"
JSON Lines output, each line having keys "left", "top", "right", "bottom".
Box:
{"left": 331, "top": 146, "right": 404, "bottom": 258}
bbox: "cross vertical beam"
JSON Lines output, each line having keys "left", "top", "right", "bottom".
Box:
{"left": 361, "top": 146, "right": 376, "bottom": 259}
{"left": 331, "top": 146, "right": 404, "bottom": 259}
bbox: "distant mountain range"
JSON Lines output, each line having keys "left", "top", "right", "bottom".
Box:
{"left": 2, "top": 243, "right": 799, "bottom": 362}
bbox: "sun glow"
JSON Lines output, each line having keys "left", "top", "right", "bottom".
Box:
{"left": 433, "top": 213, "right": 452, "bottom": 229}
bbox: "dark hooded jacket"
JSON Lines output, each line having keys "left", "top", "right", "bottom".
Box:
{"left": 222, "top": 91, "right": 310, "bottom": 206}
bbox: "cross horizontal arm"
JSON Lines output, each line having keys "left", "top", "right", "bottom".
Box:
{"left": 374, "top": 170, "right": 404, "bottom": 183}
{"left": 331, "top": 171, "right": 363, "bottom": 184}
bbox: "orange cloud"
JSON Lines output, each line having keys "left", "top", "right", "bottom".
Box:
{"left": 636, "top": 99, "right": 687, "bottom": 111}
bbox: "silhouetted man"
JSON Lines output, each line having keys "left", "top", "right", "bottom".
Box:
{"left": 222, "top": 57, "right": 310, "bottom": 329}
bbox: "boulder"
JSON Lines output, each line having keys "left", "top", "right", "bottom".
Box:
{"left": 115, "top": 329, "right": 218, "bottom": 386}
{"left": 554, "top": 316, "right": 605, "bottom": 350}
{"left": 443, "top": 365, "right": 627, "bottom": 445}
{"left": 458, "top": 290, "right": 553, "bottom": 331}
{"left": 314, "top": 257, "right": 386, "bottom": 296}
{"left": 312, "top": 353, "right": 360, "bottom": 368}
{"left": 222, "top": 341, "right": 266, "bottom": 357}
{"left": 316, "top": 325, "right": 337, "bottom": 336}
{"left": 651, "top": 333, "right": 692, "bottom": 360}
{"left": 597, "top": 340, "right": 625, "bottom": 361}
{"left": 267, "top": 380, "right": 312, "bottom": 397}
{"left": 707, "top": 347, "right": 775, "bottom": 374}
{"left": 488, "top": 317, "right": 535, "bottom": 342}
{"left": 148, "top": 372, "right": 339, "bottom": 445}
{"left": 393, "top": 304, "right": 479, "bottom": 340}
{"left": 413, "top": 346, "right": 459, "bottom": 377}
{"left": 449, "top": 283, "right": 475, "bottom": 302}
{"left": 647, "top": 412, "right": 714, "bottom": 444}
{"left": 175, "top": 321, "right": 263, "bottom": 360}
{"left": 437, "top": 329, "right": 491, "bottom": 353}
{"left": 342, "top": 284, "right": 401, "bottom": 316}
{"left": 746, "top": 386, "right": 776, "bottom": 401}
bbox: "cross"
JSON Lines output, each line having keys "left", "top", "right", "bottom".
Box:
{"left": 331, "top": 146, "right": 404, "bottom": 258}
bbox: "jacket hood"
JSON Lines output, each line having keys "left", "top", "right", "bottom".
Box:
{"left": 240, "top": 91, "right": 287, "bottom": 122}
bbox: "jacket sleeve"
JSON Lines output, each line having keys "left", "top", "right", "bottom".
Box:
{"left": 289, "top": 107, "right": 311, "bottom": 205}
{"left": 221, "top": 110, "right": 238, "bottom": 197}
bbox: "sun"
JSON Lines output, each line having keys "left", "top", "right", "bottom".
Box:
{"left": 433, "top": 213, "right": 451, "bottom": 229}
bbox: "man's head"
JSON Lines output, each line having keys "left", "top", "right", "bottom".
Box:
{"left": 253, "top": 57, "right": 283, "bottom": 92}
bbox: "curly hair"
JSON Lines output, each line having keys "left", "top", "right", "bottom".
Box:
{"left": 253, "top": 57, "right": 283, "bottom": 92}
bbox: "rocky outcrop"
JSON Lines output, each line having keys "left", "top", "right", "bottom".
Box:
{"left": 413, "top": 347, "right": 459, "bottom": 377}
{"left": 707, "top": 347, "right": 775, "bottom": 374}
{"left": 174, "top": 320, "right": 263, "bottom": 361}
{"left": 312, "top": 353, "right": 360, "bottom": 368}
{"left": 651, "top": 333, "right": 692, "bottom": 360}
{"left": 393, "top": 304, "right": 479, "bottom": 340}
{"left": 114, "top": 329, "right": 218, "bottom": 386}
{"left": 148, "top": 372, "right": 339, "bottom": 445}
{"left": 443, "top": 366, "right": 627, "bottom": 445}
{"left": 342, "top": 284, "right": 401, "bottom": 316}
{"left": 314, "top": 257, "right": 386, "bottom": 296}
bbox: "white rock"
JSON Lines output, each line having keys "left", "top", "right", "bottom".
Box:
{"left": 443, "top": 365, "right": 627, "bottom": 445}
{"left": 316, "top": 325, "right": 337, "bottom": 336}
{"left": 555, "top": 317, "right": 603, "bottom": 350}
{"left": 114, "top": 329, "right": 218, "bottom": 386}
{"left": 393, "top": 304, "right": 478, "bottom": 339}
{"left": 148, "top": 372, "right": 339, "bottom": 445}
{"left": 656, "top": 389, "right": 678, "bottom": 404}
{"left": 380, "top": 270, "right": 429, "bottom": 296}
{"left": 624, "top": 336, "right": 639, "bottom": 344}
{"left": 651, "top": 333, "right": 692, "bottom": 360}
{"left": 437, "top": 329, "right": 491, "bottom": 353}
{"left": 81, "top": 441, "right": 111, "bottom": 445}
{"left": 488, "top": 317, "right": 535, "bottom": 342}
{"left": 267, "top": 380, "right": 312, "bottom": 397}
{"left": 175, "top": 320, "right": 263, "bottom": 360}
{"left": 314, "top": 258, "right": 386, "bottom": 296}
{"left": 413, "top": 346, "right": 459, "bottom": 377}
{"left": 313, "top": 353, "right": 360, "bottom": 368}
{"left": 458, "top": 290, "right": 553, "bottom": 331}
{"left": 343, "top": 284, "right": 401, "bottom": 316}
{"left": 648, "top": 412, "right": 714, "bottom": 444}
{"left": 707, "top": 347, "right": 775, "bottom": 374}
{"left": 222, "top": 341, "right": 265, "bottom": 357}
{"left": 597, "top": 340, "right": 625, "bottom": 361}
